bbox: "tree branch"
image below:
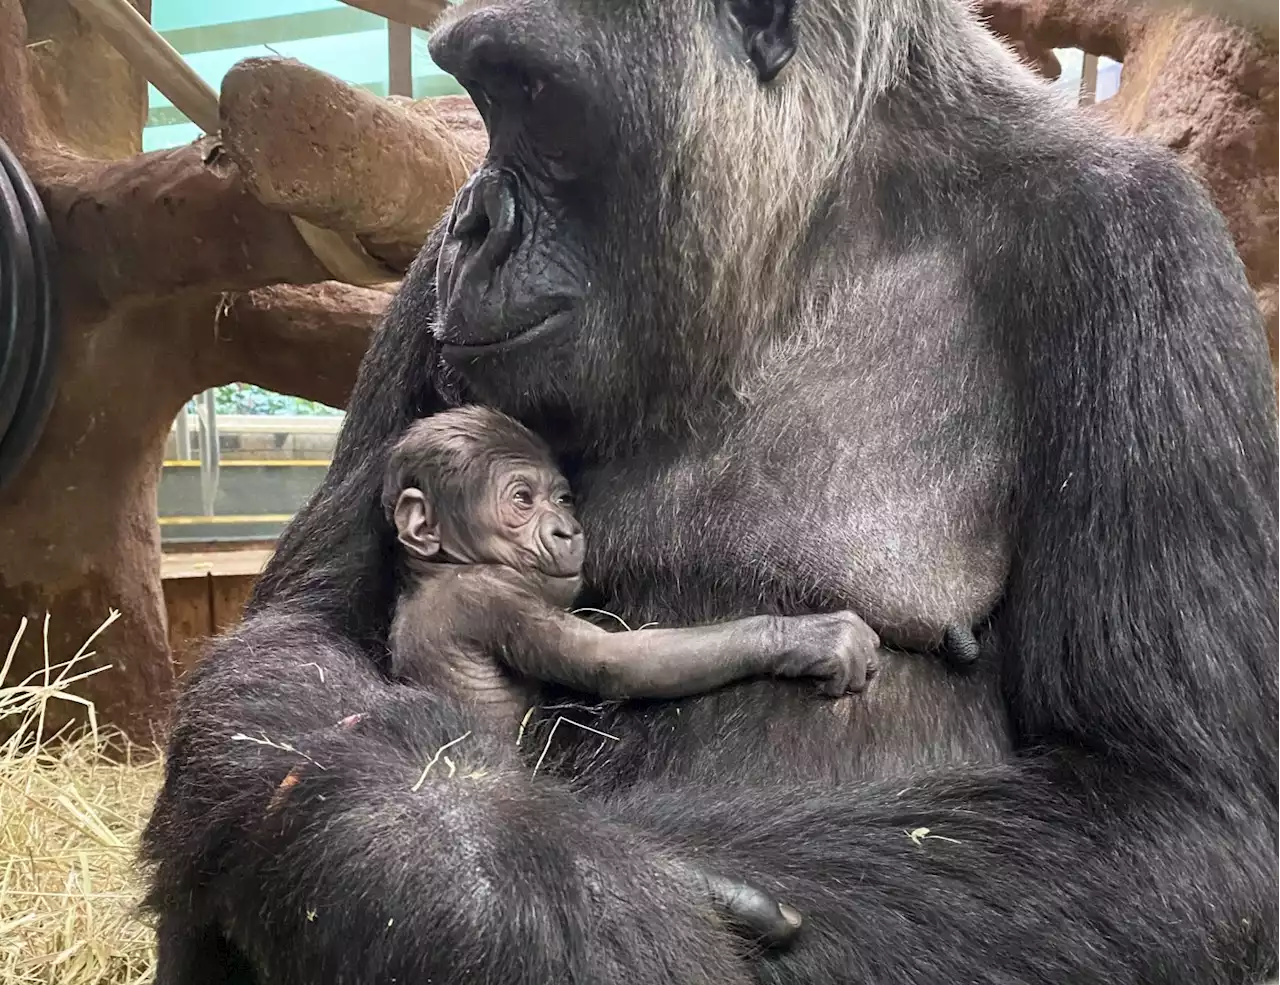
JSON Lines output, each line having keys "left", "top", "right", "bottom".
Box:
{"left": 978, "top": 0, "right": 1141, "bottom": 61}
{"left": 32, "top": 63, "right": 483, "bottom": 311}
{"left": 336, "top": 0, "right": 448, "bottom": 30}
{"left": 32, "top": 139, "right": 329, "bottom": 312}
{"left": 199, "top": 283, "right": 393, "bottom": 409}
{"left": 63, "top": 0, "right": 399, "bottom": 286}
{"left": 219, "top": 57, "right": 485, "bottom": 270}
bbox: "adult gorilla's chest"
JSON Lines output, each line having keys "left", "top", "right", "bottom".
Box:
{"left": 559, "top": 371, "right": 1016, "bottom": 781}
{"left": 571, "top": 374, "right": 1016, "bottom": 651}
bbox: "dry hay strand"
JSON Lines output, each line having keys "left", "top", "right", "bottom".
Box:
{"left": 0, "top": 610, "right": 162, "bottom": 985}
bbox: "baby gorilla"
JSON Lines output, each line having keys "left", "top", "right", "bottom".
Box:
{"left": 382, "top": 405, "right": 881, "bottom": 724}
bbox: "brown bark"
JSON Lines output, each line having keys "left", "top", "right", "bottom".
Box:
{"left": 219, "top": 57, "right": 486, "bottom": 270}
{"left": 0, "top": 303, "right": 196, "bottom": 740}
{"left": 0, "top": 0, "right": 481, "bottom": 737}
{"left": 198, "top": 284, "right": 392, "bottom": 410}
{"left": 33, "top": 139, "right": 328, "bottom": 314}
{"left": 33, "top": 56, "right": 485, "bottom": 314}
{"left": 981, "top": 0, "right": 1137, "bottom": 61}
{"left": 979, "top": 0, "right": 1279, "bottom": 367}
{"left": 22, "top": 0, "right": 151, "bottom": 159}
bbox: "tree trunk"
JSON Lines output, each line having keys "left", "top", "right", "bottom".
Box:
{"left": 0, "top": 0, "right": 481, "bottom": 738}
{"left": 0, "top": 306, "right": 193, "bottom": 738}
{"left": 0, "top": 0, "right": 176, "bottom": 738}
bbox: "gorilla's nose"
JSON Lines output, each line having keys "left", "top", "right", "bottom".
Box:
{"left": 448, "top": 168, "right": 519, "bottom": 272}
{"left": 544, "top": 515, "right": 585, "bottom": 570}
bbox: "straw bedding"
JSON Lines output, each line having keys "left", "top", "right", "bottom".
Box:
{"left": 0, "top": 612, "right": 161, "bottom": 984}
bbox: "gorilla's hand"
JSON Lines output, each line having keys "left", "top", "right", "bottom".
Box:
{"left": 774, "top": 610, "right": 881, "bottom": 696}
{"left": 688, "top": 864, "right": 803, "bottom": 949}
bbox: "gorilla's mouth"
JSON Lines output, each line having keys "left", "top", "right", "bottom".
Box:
{"left": 539, "top": 566, "right": 583, "bottom": 582}
{"left": 438, "top": 308, "right": 574, "bottom": 359}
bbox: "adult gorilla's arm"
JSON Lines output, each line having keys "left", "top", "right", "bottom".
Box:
{"left": 603, "top": 151, "right": 1279, "bottom": 981}
{"left": 144, "top": 615, "right": 770, "bottom": 983}
{"left": 143, "top": 231, "right": 773, "bottom": 983}
{"left": 612, "top": 759, "right": 1275, "bottom": 983}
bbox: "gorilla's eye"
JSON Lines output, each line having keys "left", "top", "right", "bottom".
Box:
{"left": 512, "top": 487, "right": 534, "bottom": 508}
{"left": 555, "top": 492, "right": 574, "bottom": 507}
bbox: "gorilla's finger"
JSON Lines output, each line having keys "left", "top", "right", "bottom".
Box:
{"left": 696, "top": 869, "right": 803, "bottom": 948}
{"left": 942, "top": 624, "right": 981, "bottom": 667}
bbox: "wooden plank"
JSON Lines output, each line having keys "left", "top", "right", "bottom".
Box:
{"left": 64, "top": 0, "right": 220, "bottom": 133}
{"left": 162, "top": 548, "right": 271, "bottom": 672}
{"left": 163, "top": 574, "right": 213, "bottom": 673}
{"left": 337, "top": 0, "right": 448, "bottom": 31}
{"left": 211, "top": 573, "right": 259, "bottom": 635}
{"left": 161, "top": 548, "right": 274, "bottom": 580}
{"left": 389, "top": 19, "right": 414, "bottom": 96}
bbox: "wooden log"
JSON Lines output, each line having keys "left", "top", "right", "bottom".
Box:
{"left": 337, "top": 0, "right": 449, "bottom": 30}
{"left": 219, "top": 57, "right": 485, "bottom": 269}
{"left": 64, "top": 0, "right": 399, "bottom": 286}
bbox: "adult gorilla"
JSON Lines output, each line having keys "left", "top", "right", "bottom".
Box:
{"left": 141, "top": 0, "right": 1279, "bottom": 982}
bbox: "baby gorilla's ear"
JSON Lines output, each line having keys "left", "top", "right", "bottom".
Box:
{"left": 393, "top": 488, "right": 441, "bottom": 559}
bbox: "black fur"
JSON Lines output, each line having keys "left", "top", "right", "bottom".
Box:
{"left": 140, "top": 0, "right": 1279, "bottom": 981}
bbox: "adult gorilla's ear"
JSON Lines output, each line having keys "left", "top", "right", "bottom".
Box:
{"left": 393, "top": 488, "right": 441, "bottom": 560}
{"left": 724, "top": 0, "right": 797, "bottom": 83}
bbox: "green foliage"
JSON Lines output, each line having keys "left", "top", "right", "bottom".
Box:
{"left": 199, "top": 384, "right": 343, "bottom": 417}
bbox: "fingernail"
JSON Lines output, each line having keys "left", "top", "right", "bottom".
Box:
{"left": 779, "top": 903, "right": 802, "bottom": 928}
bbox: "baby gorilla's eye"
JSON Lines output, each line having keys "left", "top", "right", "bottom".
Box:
{"left": 556, "top": 492, "right": 574, "bottom": 507}
{"left": 512, "top": 487, "right": 534, "bottom": 508}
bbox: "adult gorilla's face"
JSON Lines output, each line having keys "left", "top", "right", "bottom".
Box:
{"left": 426, "top": 2, "right": 703, "bottom": 427}
{"left": 429, "top": 10, "right": 643, "bottom": 338}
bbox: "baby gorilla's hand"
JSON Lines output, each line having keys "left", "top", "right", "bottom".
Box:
{"left": 773, "top": 611, "right": 880, "bottom": 696}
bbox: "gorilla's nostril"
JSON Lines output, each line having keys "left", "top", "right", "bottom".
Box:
{"left": 449, "top": 177, "right": 489, "bottom": 239}
{"left": 482, "top": 172, "right": 518, "bottom": 265}
{"left": 447, "top": 169, "right": 519, "bottom": 270}
{"left": 548, "top": 524, "right": 583, "bottom": 558}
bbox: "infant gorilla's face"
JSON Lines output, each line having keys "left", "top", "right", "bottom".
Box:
{"left": 441, "top": 460, "right": 585, "bottom": 605}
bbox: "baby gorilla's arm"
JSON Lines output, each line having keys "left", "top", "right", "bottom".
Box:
{"left": 506, "top": 601, "right": 880, "bottom": 700}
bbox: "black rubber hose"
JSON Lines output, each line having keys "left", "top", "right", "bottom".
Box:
{"left": 0, "top": 139, "right": 35, "bottom": 450}
{"left": 0, "top": 136, "right": 61, "bottom": 497}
